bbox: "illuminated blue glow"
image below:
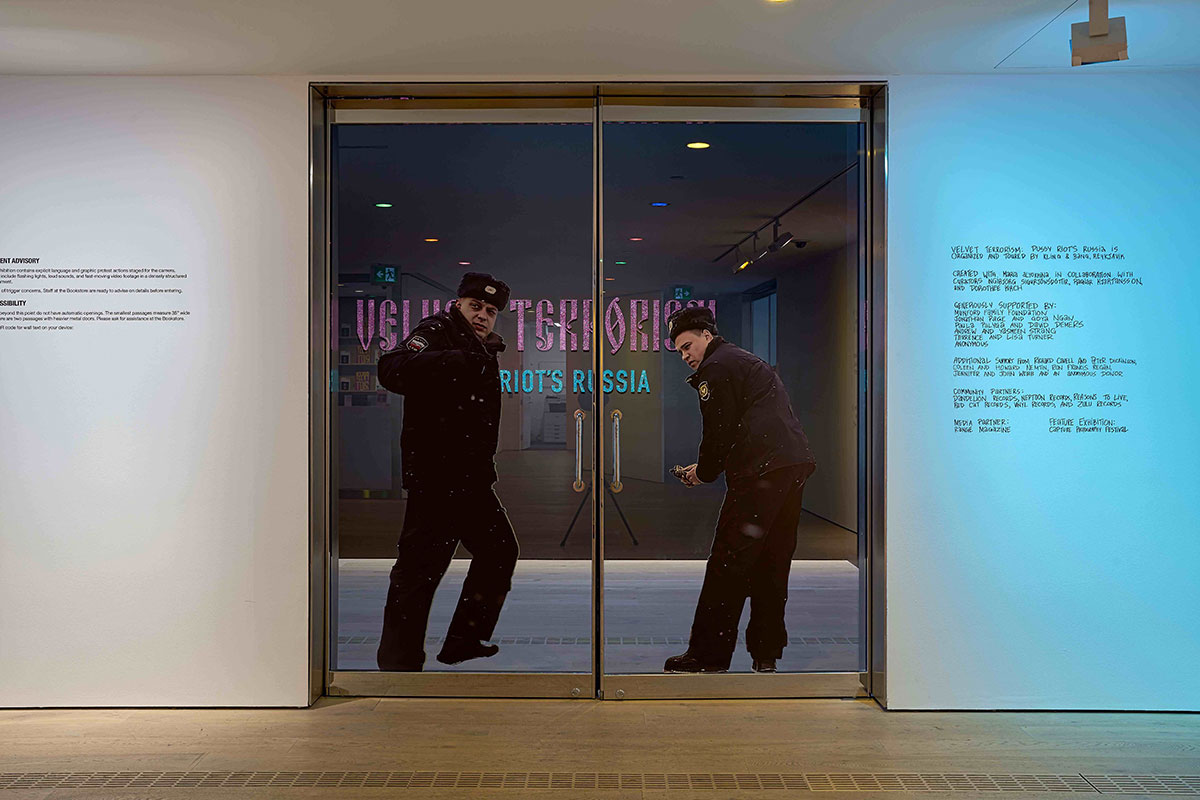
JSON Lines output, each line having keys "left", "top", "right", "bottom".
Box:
{"left": 887, "top": 73, "right": 1200, "bottom": 711}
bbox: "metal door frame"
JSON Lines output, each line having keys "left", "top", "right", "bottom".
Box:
{"left": 308, "top": 81, "right": 888, "bottom": 704}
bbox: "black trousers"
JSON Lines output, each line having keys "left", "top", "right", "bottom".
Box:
{"left": 687, "top": 463, "right": 816, "bottom": 667}
{"left": 377, "top": 487, "right": 519, "bottom": 670}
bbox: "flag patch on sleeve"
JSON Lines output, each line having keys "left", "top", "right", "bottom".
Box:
{"left": 407, "top": 336, "right": 428, "bottom": 352}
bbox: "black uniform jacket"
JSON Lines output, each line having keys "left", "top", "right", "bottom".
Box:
{"left": 686, "top": 337, "right": 815, "bottom": 486}
{"left": 377, "top": 307, "right": 506, "bottom": 492}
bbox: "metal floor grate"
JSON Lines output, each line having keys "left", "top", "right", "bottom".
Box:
{"left": 1, "top": 771, "right": 1194, "bottom": 792}
{"left": 338, "top": 635, "right": 860, "bottom": 647}
{"left": 1084, "top": 775, "right": 1200, "bottom": 795}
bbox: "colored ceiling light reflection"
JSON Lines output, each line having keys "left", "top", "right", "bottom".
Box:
{"left": 650, "top": 202, "right": 669, "bottom": 207}
{"left": 424, "top": 238, "right": 439, "bottom": 242}
{"left": 614, "top": 261, "right": 627, "bottom": 265}
{"left": 686, "top": 142, "right": 710, "bottom": 149}
{"left": 458, "top": 261, "right": 471, "bottom": 265}
{"left": 374, "top": 203, "right": 393, "bottom": 208}
{"left": 629, "top": 237, "right": 644, "bottom": 242}
{"left": 605, "top": 277, "right": 616, "bottom": 281}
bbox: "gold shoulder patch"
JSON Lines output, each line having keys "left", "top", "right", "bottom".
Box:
{"left": 698, "top": 380, "right": 710, "bottom": 401}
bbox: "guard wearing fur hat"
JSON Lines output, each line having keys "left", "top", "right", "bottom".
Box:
{"left": 664, "top": 305, "right": 816, "bottom": 674}
{"left": 375, "top": 272, "right": 518, "bottom": 671}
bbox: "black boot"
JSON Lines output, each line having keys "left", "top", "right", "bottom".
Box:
{"left": 752, "top": 658, "right": 777, "bottom": 673}
{"left": 436, "top": 636, "right": 499, "bottom": 665}
{"left": 377, "top": 648, "right": 424, "bottom": 672}
{"left": 663, "top": 651, "right": 727, "bottom": 673}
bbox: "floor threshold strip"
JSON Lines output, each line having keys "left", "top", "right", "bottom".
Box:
{"left": 337, "top": 635, "right": 861, "bottom": 646}
{"left": 1, "top": 772, "right": 1197, "bottom": 792}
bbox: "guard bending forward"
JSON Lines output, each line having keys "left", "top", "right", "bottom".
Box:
{"left": 665, "top": 306, "right": 816, "bottom": 674}
{"left": 375, "top": 272, "right": 518, "bottom": 671}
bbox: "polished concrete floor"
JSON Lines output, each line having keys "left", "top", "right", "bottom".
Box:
{"left": 2, "top": 697, "right": 1198, "bottom": 799}
{"left": 335, "top": 559, "right": 862, "bottom": 673}
{"left": 338, "top": 451, "right": 860, "bottom": 561}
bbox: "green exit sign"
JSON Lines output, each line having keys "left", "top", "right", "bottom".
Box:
{"left": 672, "top": 285, "right": 693, "bottom": 301}
{"left": 371, "top": 264, "right": 398, "bottom": 284}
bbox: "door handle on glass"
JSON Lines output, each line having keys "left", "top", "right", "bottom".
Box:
{"left": 610, "top": 409, "right": 623, "bottom": 493}
{"left": 573, "top": 409, "right": 586, "bottom": 492}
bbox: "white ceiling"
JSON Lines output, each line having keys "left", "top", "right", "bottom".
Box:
{"left": 1, "top": 0, "right": 1196, "bottom": 77}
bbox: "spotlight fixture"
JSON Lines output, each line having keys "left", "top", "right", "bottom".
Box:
{"left": 767, "top": 230, "right": 794, "bottom": 252}
{"left": 614, "top": 261, "right": 628, "bottom": 265}
{"left": 716, "top": 159, "right": 858, "bottom": 272}
{"left": 374, "top": 203, "right": 393, "bottom": 208}
{"left": 1071, "top": 0, "right": 1128, "bottom": 66}
{"left": 605, "top": 277, "right": 616, "bottom": 281}
{"left": 686, "top": 142, "right": 710, "bottom": 149}
{"left": 731, "top": 223, "right": 798, "bottom": 274}
{"left": 629, "top": 237, "right": 644, "bottom": 242}
{"left": 424, "top": 238, "right": 439, "bottom": 242}
{"left": 650, "top": 202, "right": 670, "bottom": 207}
{"left": 458, "top": 261, "right": 471, "bottom": 265}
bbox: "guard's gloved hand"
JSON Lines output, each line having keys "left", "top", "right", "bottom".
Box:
{"left": 483, "top": 334, "right": 506, "bottom": 356}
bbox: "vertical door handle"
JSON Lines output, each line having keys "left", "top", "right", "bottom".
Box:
{"left": 610, "top": 409, "right": 623, "bottom": 493}
{"left": 573, "top": 409, "right": 586, "bottom": 492}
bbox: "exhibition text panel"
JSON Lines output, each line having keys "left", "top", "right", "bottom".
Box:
{"left": 950, "top": 244, "right": 1136, "bottom": 436}
{"left": 0, "top": 260, "right": 189, "bottom": 332}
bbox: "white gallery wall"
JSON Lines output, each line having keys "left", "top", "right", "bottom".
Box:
{"left": 0, "top": 77, "right": 312, "bottom": 706}
{"left": 2, "top": 68, "right": 1198, "bottom": 709}
{"left": 886, "top": 71, "right": 1200, "bottom": 710}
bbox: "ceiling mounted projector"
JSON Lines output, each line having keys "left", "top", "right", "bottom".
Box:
{"left": 1071, "top": 0, "right": 1128, "bottom": 66}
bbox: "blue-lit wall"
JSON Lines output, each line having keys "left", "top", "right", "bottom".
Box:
{"left": 887, "top": 73, "right": 1200, "bottom": 710}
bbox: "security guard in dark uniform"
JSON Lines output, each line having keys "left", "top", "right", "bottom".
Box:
{"left": 664, "top": 306, "right": 816, "bottom": 673}
{"left": 375, "top": 272, "right": 518, "bottom": 671}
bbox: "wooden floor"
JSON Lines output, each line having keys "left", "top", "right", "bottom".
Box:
{"left": 2, "top": 698, "right": 1198, "bottom": 798}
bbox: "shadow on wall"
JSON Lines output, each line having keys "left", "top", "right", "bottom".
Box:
{"left": 776, "top": 246, "right": 858, "bottom": 532}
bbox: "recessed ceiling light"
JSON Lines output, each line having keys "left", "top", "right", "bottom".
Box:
{"left": 424, "top": 238, "right": 439, "bottom": 242}
{"left": 650, "top": 202, "right": 669, "bottom": 207}
{"left": 614, "top": 261, "right": 627, "bottom": 265}
{"left": 458, "top": 261, "right": 471, "bottom": 266}
{"left": 355, "top": 289, "right": 364, "bottom": 293}
{"left": 374, "top": 203, "right": 393, "bottom": 208}
{"left": 686, "top": 142, "right": 710, "bottom": 150}
{"left": 629, "top": 237, "right": 644, "bottom": 242}
{"left": 605, "top": 277, "right": 616, "bottom": 281}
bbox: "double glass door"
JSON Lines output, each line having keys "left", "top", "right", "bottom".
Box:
{"left": 325, "top": 86, "right": 874, "bottom": 699}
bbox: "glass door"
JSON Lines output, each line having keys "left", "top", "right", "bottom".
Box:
{"left": 326, "top": 97, "right": 599, "bottom": 696}
{"left": 597, "top": 98, "right": 869, "bottom": 697}
{"left": 319, "top": 84, "right": 883, "bottom": 699}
